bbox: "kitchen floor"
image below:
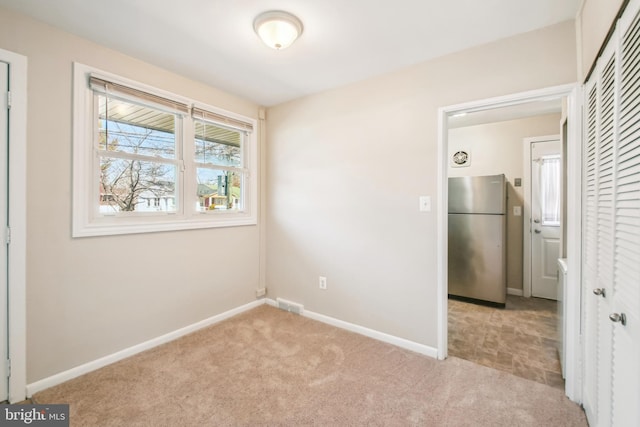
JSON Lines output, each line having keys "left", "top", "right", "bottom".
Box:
{"left": 448, "top": 295, "right": 564, "bottom": 389}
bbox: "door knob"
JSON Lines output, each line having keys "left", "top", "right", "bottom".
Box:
{"left": 534, "top": 229, "right": 541, "bottom": 234}
{"left": 609, "top": 313, "right": 627, "bottom": 326}
{"left": 593, "top": 288, "right": 606, "bottom": 297}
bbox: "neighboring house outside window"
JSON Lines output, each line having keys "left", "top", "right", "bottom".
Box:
{"left": 72, "top": 63, "right": 258, "bottom": 237}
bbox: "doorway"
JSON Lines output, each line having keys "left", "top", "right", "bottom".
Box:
{"left": 437, "top": 83, "right": 583, "bottom": 402}
{"left": 446, "top": 109, "right": 564, "bottom": 387}
{"left": 0, "top": 47, "right": 27, "bottom": 403}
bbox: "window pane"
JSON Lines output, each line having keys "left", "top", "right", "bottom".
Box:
{"left": 99, "top": 157, "right": 177, "bottom": 213}
{"left": 194, "top": 120, "right": 241, "bottom": 167}
{"left": 196, "top": 168, "right": 242, "bottom": 211}
{"left": 97, "top": 95, "right": 176, "bottom": 159}
{"left": 540, "top": 156, "right": 561, "bottom": 226}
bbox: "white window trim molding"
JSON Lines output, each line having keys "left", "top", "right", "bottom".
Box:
{"left": 1, "top": 47, "right": 28, "bottom": 403}
{"left": 72, "top": 63, "right": 258, "bottom": 237}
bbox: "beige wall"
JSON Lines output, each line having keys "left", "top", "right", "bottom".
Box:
{"left": 448, "top": 114, "right": 562, "bottom": 292}
{"left": 578, "top": 0, "right": 625, "bottom": 80}
{"left": 0, "top": 7, "right": 261, "bottom": 383}
{"left": 266, "top": 21, "right": 577, "bottom": 347}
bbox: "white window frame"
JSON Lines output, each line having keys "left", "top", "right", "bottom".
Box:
{"left": 72, "top": 63, "right": 257, "bottom": 237}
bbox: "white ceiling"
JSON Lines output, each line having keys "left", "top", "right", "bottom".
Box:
{"left": 0, "top": 0, "right": 581, "bottom": 106}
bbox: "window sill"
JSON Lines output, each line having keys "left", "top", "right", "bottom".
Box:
{"left": 72, "top": 214, "right": 257, "bottom": 238}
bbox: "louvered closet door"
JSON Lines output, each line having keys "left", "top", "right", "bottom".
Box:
{"left": 611, "top": 4, "right": 640, "bottom": 424}
{"left": 583, "top": 46, "right": 615, "bottom": 427}
{"left": 582, "top": 1, "right": 640, "bottom": 426}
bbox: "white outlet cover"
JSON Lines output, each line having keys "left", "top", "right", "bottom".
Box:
{"left": 513, "top": 206, "right": 522, "bottom": 216}
{"left": 319, "top": 276, "right": 327, "bottom": 289}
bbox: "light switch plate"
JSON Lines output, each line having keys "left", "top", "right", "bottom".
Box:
{"left": 419, "top": 196, "right": 431, "bottom": 212}
{"left": 513, "top": 206, "right": 522, "bottom": 216}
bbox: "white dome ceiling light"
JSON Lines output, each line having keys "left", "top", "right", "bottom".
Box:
{"left": 253, "top": 10, "right": 303, "bottom": 50}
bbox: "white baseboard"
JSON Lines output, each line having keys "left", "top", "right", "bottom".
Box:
{"left": 267, "top": 298, "right": 437, "bottom": 358}
{"left": 507, "top": 287, "right": 524, "bottom": 296}
{"left": 265, "top": 298, "right": 277, "bottom": 307}
{"left": 28, "top": 297, "right": 438, "bottom": 396}
{"left": 26, "top": 299, "right": 264, "bottom": 397}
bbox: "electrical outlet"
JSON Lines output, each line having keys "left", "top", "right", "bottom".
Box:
{"left": 319, "top": 276, "right": 327, "bottom": 290}
{"left": 256, "top": 287, "right": 266, "bottom": 297}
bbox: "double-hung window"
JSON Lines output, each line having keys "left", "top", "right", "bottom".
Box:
{"left": 73, "top": 63, "right": 257, "bottom": 237}
{"left": 192, "top": 108, "right": 250, "bottom": 213}
{"left": 92, "top": 76, "right": 184, "bottom": 215}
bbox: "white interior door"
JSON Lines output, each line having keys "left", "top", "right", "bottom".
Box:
{"left": 531, "top": 139, "right": 561, "bottom": 299}
{"left": 0, "top": 60, "right": 9, "bottom": 401}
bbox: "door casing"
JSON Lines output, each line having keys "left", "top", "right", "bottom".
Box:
{"left": 0, "top": 47, "right": 27, "bottom": 403}
{"left": 1, "top": 58, "right": 8, "bottom": 402}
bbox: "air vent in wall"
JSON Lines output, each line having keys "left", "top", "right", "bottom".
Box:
{"left": 451, "top": 150, "right": 471, "bottom": 168}
{"left": 276, "top": 298, "right": 304, "bottom": 315}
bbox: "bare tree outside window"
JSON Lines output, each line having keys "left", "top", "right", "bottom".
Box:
{"left": 97, "top": 95, "right": 178, "bottom": 213}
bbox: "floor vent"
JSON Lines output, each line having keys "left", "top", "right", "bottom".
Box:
{"left": 276, "top": 298, "right": 304, "bottom": 315}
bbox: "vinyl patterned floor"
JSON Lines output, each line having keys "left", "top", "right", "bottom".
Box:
{"left": 448, "top": 295, "right": 564, "bottom": 389}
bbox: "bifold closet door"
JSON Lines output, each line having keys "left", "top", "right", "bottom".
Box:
{"left": 610, "top": 3, "right": 640, "bottom": 424}
{"left": 582, "top": 1, "right": 640, "bottom": 426}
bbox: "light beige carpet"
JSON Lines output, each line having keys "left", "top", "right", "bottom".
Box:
{"left": 33, "top": 305, "right": 587, "bottom": 426}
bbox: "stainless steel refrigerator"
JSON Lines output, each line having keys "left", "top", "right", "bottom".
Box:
{"left": 448, "top": 174, "right": 507, "bottom": 306}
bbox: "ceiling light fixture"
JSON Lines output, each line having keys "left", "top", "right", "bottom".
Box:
{"left": 253, "top": 10, "right": 303, "bottom": 50}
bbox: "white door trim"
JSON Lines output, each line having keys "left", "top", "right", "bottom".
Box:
{"left": 1, "top": 47, "right": 27, "bottom": 403}
{"left": 436, "top": 83, "right": 583, "bottom": 404}
{"left": 523, "top": 134, "right": 561, "bottom": 299}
